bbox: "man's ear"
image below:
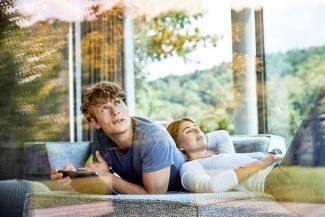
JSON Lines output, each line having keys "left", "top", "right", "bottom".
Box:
{"left": 90, "top": 118, "right": 101, "bottom": 129}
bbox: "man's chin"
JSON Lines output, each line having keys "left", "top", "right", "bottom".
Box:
{"left": 112, "top": 122, "right": 131, "bottom": 132}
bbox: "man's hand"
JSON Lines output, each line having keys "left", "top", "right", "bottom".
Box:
{"left": 86, "top": 151, "right": 109, "bottom": 175}
{"left": 50, "top": 164, "right": 76, "bottom": 188}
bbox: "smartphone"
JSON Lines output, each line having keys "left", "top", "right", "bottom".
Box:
{"left": 58, "top": 170, "right": 98, "bottom": 178}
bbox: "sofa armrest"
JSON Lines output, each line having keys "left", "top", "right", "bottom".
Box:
{"left": 230, "top": 134, "right": 286, "bottom": 155}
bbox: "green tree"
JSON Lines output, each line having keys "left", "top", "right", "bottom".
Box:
{"left": 266, "top": 46, "right": 325, "bottom": 143}
{"left": 134, "top": 11, "right": 220, "bottom": 118}
{"left": 0, "top": 1, "right": 69, "bottom": 147}
{"left": 145, "top": 62, "right": 235, "bottom": 133}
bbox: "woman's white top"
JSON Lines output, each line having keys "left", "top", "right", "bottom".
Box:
{"left": 180, "top": 130, "right": 274, "bottom": 193}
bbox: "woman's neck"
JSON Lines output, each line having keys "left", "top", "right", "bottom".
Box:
{"left": 187, "top": 150, "right": 212, "bottom": 161}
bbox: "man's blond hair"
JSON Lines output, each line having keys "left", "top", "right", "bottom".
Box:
{"left": 80, "top": 81, "right": 126, "bottom": 122}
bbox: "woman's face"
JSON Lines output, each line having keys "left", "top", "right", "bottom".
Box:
{"left": 177, "top": 121, "right": 207, "bottom": 154}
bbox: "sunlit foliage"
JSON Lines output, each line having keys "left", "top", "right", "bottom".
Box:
{"left": 0, "top": 0, "right": 69, "bottom": 146}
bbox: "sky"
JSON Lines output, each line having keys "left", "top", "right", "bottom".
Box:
{"left": 15, "top": 0, "right": 325, "bottom": 80}
{"left": 263, "top": 2, "right": 325, "bottom": 53}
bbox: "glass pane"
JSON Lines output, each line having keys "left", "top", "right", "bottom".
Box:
{"left": 0, "top": 1, "right": 126, "bottom": 146}
{"left": 0, "top": 1, "right": 71, "bottom": 145}
{"left": 134, "top": 0, "right": 235, "bottom": 133}
{"left": 264, "top": 1, "right": 325, "bottom": 148}
{"left": 80, "top": 5, "right": 126, "bottom": 141}
{"left": 0, "top": 1, "right": 125, "bottom": 180}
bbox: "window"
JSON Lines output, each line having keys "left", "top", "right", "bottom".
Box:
{"left": 0, "top": 1, "right": 127, "bottom": 146}
{"left": 1, "top": 1, "right": 325, "bottom": 214}
{"left": 0, "top": 1, "right": 128, "bottom": 179}
{"left": 263, "top": 1, "right": 325, "bottom": 144}
{"left": 1, "top": 2, "right": 71, "bottom": 144}
{"left": 134, "top": 0, "right": 236, "bottom": 133}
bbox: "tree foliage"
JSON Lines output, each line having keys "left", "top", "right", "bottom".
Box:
{"left": 1, "top": 1, "right": 324, "bottom": 146}
{"left": 266, "top": 46, "right": 325, "bottom": 141}
{"left": 138, "top": 45, "right": 325, "bottom": 138}
{"left": 134, "top": 11, "right": 220, "bottom": 119}
{"left": 0, "top": 1, "right": 69, "bottom": 147}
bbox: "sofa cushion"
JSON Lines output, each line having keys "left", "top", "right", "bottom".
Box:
{"left": 24, "top": 191, "right": 295, "bottom": 217}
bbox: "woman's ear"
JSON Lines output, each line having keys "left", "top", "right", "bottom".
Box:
{"left": 90, "top": 118, "right": 101, "bottom": 129}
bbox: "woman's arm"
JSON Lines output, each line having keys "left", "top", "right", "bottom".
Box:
{"left": 181, "top": 162, "right": 238, "bottom": 193}
{"left": 234, "top": 154, "right": 283, "bottom": 183}
{"left": 206, "top": 130, "right": 235, "bottom": 154}
{"left": 181, "top": 154, "right": 283, "bottom": 193}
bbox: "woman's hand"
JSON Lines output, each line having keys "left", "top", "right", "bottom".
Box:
{"left": 235, "top": 153, "right": 283, "bottom": 183}
{"left": 86, "top": 151, "right": 110, "bottom": 175}
{"left": 259, "top": 154, "right": 283, "bottom": 169}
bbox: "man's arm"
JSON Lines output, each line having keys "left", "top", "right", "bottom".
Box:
{"left": 89, "top": 151, "right": 171, "bottom": 194}
{"left": 112, "top": 166, "right": 170, "bottom": 194}
{"left": 143, "top": 166, "right": 170, "bottom": 193}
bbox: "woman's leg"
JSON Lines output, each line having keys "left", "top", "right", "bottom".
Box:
{"left": 281, "top": 85, "right": 325, "bottom": 167}
{"left": 265, "top": 165, "right": 325, "bottom": 203}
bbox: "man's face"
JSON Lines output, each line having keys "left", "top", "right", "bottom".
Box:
{"left": 91, "top": 98, "right": 131, "bottom": 135}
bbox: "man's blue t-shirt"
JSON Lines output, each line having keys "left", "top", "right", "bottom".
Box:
{"left": 91, "top": 117, "right": 186, "bottom": 191}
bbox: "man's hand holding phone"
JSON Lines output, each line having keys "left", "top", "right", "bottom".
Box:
{"left": 50, "top": 151, "right": 112, "bottom": 194}
{"left": 51, "top": 164, "right": 76, "bottom": 185}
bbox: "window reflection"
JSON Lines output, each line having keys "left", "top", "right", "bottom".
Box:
{"left": 0, "top": 2, "right": 70, "bottom": 145}
{"left": 0, "top": 1, "right": 127, "bottom": 146}
{"left": 134, "top": 0, "right": 234, "bottom": 133}
{"left": 1, "top": 0, "right": 325, "bottom": 216}
{"left": 264, "top": 1, "right": 325, "bottom": 144}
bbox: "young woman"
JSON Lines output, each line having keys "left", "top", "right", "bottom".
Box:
{"left": 167, "top": 118, "right": 325, "bottom": 203}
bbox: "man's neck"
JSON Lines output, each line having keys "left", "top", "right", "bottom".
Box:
{"left": 109, "top": 120, "right": 135, "bottom": 150}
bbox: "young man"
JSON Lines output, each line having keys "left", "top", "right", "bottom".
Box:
{"left": 51, "top": 81, "right": 186, "bottom": 194}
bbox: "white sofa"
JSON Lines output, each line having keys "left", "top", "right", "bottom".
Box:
{"left": 20, "top": 134, "right": 297, "bottom": 217}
